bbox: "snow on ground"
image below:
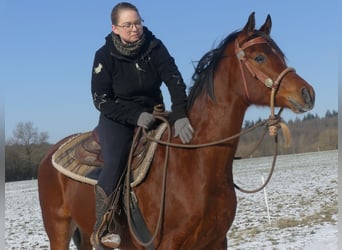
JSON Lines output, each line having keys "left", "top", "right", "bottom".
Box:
{"left": 5, "top": 150, "right": 338, "bottom": 249}
{"left": 228, "top": 150, "right": 338, "bottom": 249}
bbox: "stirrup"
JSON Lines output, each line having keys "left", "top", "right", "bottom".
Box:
{"left": 101, "top": 233, "right": 121, "bottom": 248}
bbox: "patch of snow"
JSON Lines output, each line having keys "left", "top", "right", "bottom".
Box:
{"left": 228, "top": 150, "right": 338, "bottom": 249}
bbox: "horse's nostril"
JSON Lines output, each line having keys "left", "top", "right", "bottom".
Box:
{"left": 301, "top": 87, "right": 312, "bottom": 105}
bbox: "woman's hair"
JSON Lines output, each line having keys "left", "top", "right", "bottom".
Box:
{"left": 111, "top": 2, "right": 140, "bottom": 25}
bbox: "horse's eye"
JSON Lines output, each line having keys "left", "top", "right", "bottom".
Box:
{"left": 254, "top": 55, "right": 265, "bottom": 64}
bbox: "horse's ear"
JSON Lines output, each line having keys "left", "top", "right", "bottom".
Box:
{"left": 241, "top": 12, "right": 256, "bottom": 37}
{"left": 259, "top": 14, "right": 272, "bottom": 35}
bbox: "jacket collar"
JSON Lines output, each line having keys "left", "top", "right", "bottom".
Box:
{"left": 106, "top": 27, "right": 159, "bottom": 61}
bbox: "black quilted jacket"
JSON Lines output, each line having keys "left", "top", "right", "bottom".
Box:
{"left": 91, "top": 27, "right": 188, "bottom": 126}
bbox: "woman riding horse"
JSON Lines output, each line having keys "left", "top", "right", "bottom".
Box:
{"left": 38, "top": 12, "right": 315, "bottom": 250}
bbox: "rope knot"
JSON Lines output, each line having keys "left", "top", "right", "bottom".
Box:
{"left": 268, "top": 115, "right": 281, "bottom": 137}
{"left": 267, "top": 114, "right": 292, "bottom": 147}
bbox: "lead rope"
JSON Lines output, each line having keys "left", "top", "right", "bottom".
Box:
{"left": 234, "top": 82, "right": 290, "bottom": 193}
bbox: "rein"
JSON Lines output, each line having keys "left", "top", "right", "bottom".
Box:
{"left": 124, "top": 111, "right": 287, "bottom": 247}
{"left": 124, "top": 123, "right": 171, "bottom": 248}
{"left": 142, "top": 111, "right": 287, "bottom": 193}
{"left": 124, "top": 35, "right": 294, "bottom": 247}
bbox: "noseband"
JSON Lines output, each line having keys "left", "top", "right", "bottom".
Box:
{"left": 235, "top": 36, "right": 294, "bottom": 117}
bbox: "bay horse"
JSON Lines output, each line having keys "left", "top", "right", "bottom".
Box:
{"left": 38, "top": 13, "right": 315, "bottom": 249}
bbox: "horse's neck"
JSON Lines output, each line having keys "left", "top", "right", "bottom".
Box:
{"left": 189, "top": 87, "right": 247, "bottom": 142}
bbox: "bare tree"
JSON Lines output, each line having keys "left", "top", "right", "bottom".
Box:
{"left": 6, "top": 122, "right": 49, "bottom": 180}
{"left": 10, "top": 121, "right": 47, "bottom": 144}
{"left": 9, "top": 122, "right": 47, "bottom": 162}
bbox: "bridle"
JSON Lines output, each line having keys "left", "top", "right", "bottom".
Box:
{"left": 235, "top": 36, "right": 295, "bottom": 118}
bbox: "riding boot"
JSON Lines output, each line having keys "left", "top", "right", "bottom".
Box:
{"left": 90, "top": 185, "right": 121, "bottom": 249}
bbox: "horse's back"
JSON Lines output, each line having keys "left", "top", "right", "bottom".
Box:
{"left": 38, "top": 134, "right": 77, "bottom": 201}
{"left": 38, "top": 134, "right": 95, "bottom": 249}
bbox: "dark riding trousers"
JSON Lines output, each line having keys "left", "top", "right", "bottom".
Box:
{"left": 97, "top": 113, "right": 134, "bottom": 195}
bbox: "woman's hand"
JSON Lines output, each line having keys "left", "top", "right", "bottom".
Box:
{"left": 174, "top": 117, "right": 194, "bottom": 144}
{"left": 137, "top": 112, "right": 155, "bottom": 129}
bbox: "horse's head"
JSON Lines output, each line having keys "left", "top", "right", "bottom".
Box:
{"left": 188, "top": 12, "right": 315, "bottom": 131}
{"left": 234, "top": 12, "right": 315, "bottom": 113}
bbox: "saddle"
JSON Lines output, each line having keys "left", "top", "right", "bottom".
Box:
{"left": 51, "top": 120, "right": 167, "bottom": 187}
{"left": 51, "top": 107, "right": 170, "bottom": 249}
{"left": 74, "top": 129, "right": 103, "bottom": 167}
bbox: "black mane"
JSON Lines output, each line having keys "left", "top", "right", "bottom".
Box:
{"left": 187, "top": 31, "right": 239, "bottom": 110}
{"left": 186, "top": 30, "right": 286, "bottom": 110}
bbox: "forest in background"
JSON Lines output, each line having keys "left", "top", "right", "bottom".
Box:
{"left": 5, "top": 110, "right": 338, "bottom": 182}
{"left": 236, "top": 110, "right": 338, "bottom": 157}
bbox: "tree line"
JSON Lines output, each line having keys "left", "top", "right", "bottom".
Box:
{"left": 236, "top": 110, "right": 338, "bottom": 157}
{"left": 5, "top": 110, "right": 338, "bottom": 182}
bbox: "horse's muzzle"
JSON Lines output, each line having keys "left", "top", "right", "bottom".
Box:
{"left": 288, "top": 86, "right": 315, "bottom": 113}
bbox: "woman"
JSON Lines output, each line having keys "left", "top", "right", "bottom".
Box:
{"left": 90, "top": 2, "right": 194, "bottom": 248}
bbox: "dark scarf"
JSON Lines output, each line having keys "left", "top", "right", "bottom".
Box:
{"left": 112, "top": 32, "right": 146, "bottom": 58}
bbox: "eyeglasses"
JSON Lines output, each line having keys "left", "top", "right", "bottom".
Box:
{"left": 116, "top": 19, "right": 144, "bottom": 31}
